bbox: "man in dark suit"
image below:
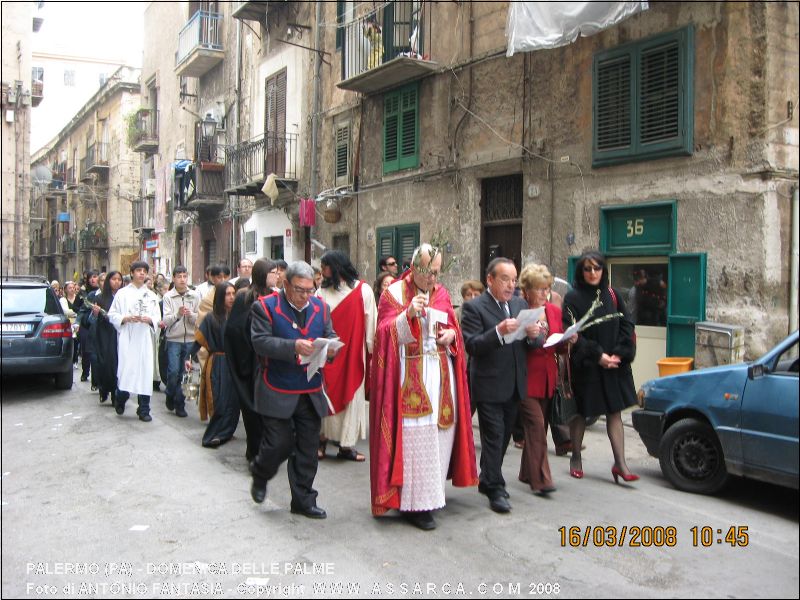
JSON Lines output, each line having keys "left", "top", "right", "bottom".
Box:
{"left": 461, "top": 257, "right": 540, "bottom": 513}
{"left": 249, "top": 261, "right": 338, "bottom": 519}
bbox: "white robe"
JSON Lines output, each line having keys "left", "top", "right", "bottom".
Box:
{"left": 108, "top": 283, "right": 162, "bottom": 396}
{"left": 316, "top": 282, "right": 377, "bottom": 447}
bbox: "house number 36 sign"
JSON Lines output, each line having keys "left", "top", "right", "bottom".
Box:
{"left": 626, "top": 218, "right": 645, "bottom": 238}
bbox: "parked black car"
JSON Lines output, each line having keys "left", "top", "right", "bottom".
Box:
{"left": 1, "top": 275, "right": 74, "bottom": 389}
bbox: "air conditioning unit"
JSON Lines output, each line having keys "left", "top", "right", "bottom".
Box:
{"left": 694, "top": 322, "right": 745, "bottom": 369}
{"left": 145, "top": 178, "right": 157, "bottom": 197}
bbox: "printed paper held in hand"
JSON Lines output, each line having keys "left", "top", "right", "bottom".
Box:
{"left": 300, "top": 337, "right": 345, "bottom": 381}
{"left": 544, "top": 306, "right": 594, "bottom": 348}
{"left": 502, "top": 307, "right": 545, "bottom": 344}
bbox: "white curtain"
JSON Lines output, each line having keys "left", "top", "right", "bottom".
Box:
{"left": 506, "top": 1, "right": 648, "bottom": 56}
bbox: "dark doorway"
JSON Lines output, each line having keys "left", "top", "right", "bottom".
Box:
{"left": 481, "top": 174, "right": 523, "bottom": 279}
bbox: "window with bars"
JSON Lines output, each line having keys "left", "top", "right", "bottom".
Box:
{"left": 592, "top": 25, "right": 693, "bottom": 167}
{"left": 383, "top": 82, "right": 419, "bottom": 174}
{"left": 335, "top": 122, "right": 351, "bottom": 185}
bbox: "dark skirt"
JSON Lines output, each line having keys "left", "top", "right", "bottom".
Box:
{"left": 93, "top": 318, "right": 118, "bottom": 397}
{"left": 573, "top": 363, "right": 637, "bottom": 418}
{"left": 202, "top": 354, "right": 240, "bottom": 446}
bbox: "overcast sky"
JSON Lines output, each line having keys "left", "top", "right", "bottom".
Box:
{"left": 33, "top": 1, "right": 146, "bottom": 66}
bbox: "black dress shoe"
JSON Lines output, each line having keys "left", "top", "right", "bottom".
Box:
{"left": 175, "top": 407, "right": 188, "bottom": 418}
{"left": 290, "top": 505, "right": 327, "bottom": 519}
{"left": 479, "top": 484, "right": 510, "bottom": 500}
{"left": 534, "top": 487, "right": 556, "bottom": 496}
{"left": 138, "top": 414, "right": 152, "bottom": 422}
{"left": 165, "top": 396, "right": 175, "bottom": 411}
{"left": 489, "top": 495, "right": 511, "bottom": 513}
{"left": 403, "top": 511, "right": 437, "bottom": 531}
{"left": 250, "top": 480, "right": 267, "bottom": 504}
{"left": 114, "top": 400, "right": 125, "bottom": 415}
{"left": 80, "top": 375, "right": 89, "bottom": 382}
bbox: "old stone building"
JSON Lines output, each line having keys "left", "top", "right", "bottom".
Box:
{"left": 309, "top": 1, "right": 798, "bottom": 384}
{"left": 30, "top": 66, "right": 142, "bottom": 281}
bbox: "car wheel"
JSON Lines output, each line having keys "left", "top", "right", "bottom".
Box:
{"left": 54, "top": 368, "right": 73, "bottom": 390}
{"left": 658, "top": 417, "right": 728, "bottom": 494}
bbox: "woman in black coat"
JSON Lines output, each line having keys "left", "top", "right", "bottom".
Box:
{"left": 89, "top": 271, "right": 123, "bottom": 404}
{"left": 562, "top": 251, "right": 638, "bottom": 484}
{"left": 223, "top": 258, "right": 274, "bottom": 461}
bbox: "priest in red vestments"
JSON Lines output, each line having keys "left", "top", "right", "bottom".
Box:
{"left": 369, "top": 243, "right": 478, "bottom": 530}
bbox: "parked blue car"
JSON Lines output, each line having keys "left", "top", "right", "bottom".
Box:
{"left": 633, "top": 330, "right": 798, "bottom": 494}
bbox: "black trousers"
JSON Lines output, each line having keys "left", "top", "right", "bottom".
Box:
{"left": 476, "top": 396, "right": 519, "bottom": 497}
{"left": 239, "top": 402, "right": 263, "bottom": 462}
{"left": 251, "top": 394, "right": 321, "bottom": 510}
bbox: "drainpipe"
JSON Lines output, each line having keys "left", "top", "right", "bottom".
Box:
{"left": 791, "top": 185, "right": 799, "bottom": 333}
{"left": 307, "top": 0, "right": 322, "bottom": 263}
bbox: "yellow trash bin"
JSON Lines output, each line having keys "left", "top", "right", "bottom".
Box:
{"left": 656, "top": 357, "right": 694, "bottom": 377}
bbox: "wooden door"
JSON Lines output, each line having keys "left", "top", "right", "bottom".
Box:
{"left": 481, "top": 175, "right": 523, "bottom": 278}
{"left": 264, "top": 69, "right": 287, "bottom": 177}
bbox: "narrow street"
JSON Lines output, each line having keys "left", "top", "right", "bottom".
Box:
{"left": 2, "top": 375, "right": 797, "bottom": 599}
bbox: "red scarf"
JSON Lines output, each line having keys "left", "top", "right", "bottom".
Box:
{"left": 324, "top": 281, "right": 367, "bottom": 414}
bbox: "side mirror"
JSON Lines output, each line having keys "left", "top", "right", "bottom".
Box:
{"left": 748, "top": 364, "right": 764, "bottom": 379}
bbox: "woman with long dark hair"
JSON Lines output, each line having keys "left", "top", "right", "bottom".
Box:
{"left": 316, "top": 250, "right": 377, "bottom": 461}
{"left": 223, "top": 258, "right": 274, "bottom": 461}
{"left": 187, "top": 282, "right": 239, "bottom": 448}
{"left": 89, "top": 271, "right": 123, "bottom": 404}
{"left": 562, "top": 251, "right": 638, "bottom": 484}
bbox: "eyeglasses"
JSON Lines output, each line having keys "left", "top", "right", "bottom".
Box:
{"left": 385, "top": 261, "right": 397, "bottom": 267}
{"left": 529, "top": 287, "right": 550, "bottom": 294}
{"left": 583, "top": 265, "right": 603, "bottom": 273}
{"left": 416, "top": 267, "right": 440, "bottom": 278}
{"left": 292, "top": 285, "right": 315, "bottom": 296}
{"left": 496, "top": 275, "right": 518, "bottom": 285}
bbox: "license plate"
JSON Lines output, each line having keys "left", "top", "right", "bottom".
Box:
{"left": 1, "top": 323, "right": 33, "bottom": 333}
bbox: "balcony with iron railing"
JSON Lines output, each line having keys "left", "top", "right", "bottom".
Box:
{"left": 132, "top": 109, "right": 159, "bottom": 154}
{"left": 31, "top": 74, "right": 44, "bottom": 107}
{"left": 86, "top": 142, "right": 109, "bottom": 175}
{"left": 79, "top": 223, "right": 108, "bottom": 251}
{"left": 338, "top": 1, "right": 437, "bottom": 95}
{"left": 65, "top": 167, "right": 77, "bottom": 189}
{"left": 224, "top": 132, "right": 298, "bottom": 204}
{"left": 61, "top": 233, "right": 77, "bottom": 254}
{"left": 132, "top": 198, "right": 156, "bottom": 231}
{"left": 232, "top": 1, "right": 268, "bottom": 23}
{"left": 175, "top": 10, "right": 224, "bottom": 78}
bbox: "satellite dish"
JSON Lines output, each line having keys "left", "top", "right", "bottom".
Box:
{"left": 32, "top": 165, "right": 52, "bottom": 186}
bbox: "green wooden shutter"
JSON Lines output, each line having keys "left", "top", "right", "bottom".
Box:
{"left": 376, "top": 227, "right": 396, "bottom": 273}
{"left": 595, "top": 54, "right": 632, "bottom": 152}
{"left": 383, "top": 92, "right": 400, "bottom": 172}
{"left": 639, "top": 40, "right": 680, "bottom": 144}
{"left": 666, "top": 253, "right": 706, "bottom": 357}
{"left": 336, "top": 0, "right": 345, "bottom": 50}
{"left": 397, "top": 224, "right": 419, "bottom": 265}
{"left": 567, "top": 255, "right": 580, "bottom": 287}
{"left": 335, "top": 123, "right": 350, "bottom": 183}
{"left": 398, "top": 85, "right": 419, "bottom": 170}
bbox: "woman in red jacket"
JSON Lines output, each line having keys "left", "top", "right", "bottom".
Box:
{"left": 518, "top": 264, "right": 566, "bottom": 495}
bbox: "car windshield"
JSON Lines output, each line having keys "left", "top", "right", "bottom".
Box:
{"left": 1, "top": 287, "right": 61, "bottom": 316}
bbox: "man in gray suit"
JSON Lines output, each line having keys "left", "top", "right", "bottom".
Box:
{"left": 248, "top": 261, "right": 338, "bottom": 518}
{"left": 461, "top": 258, "right": 541, "bottom": 513}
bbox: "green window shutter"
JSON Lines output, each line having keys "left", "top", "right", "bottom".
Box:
{"left": 336, "top": 1, "right": 345, "bottom": 50}
{"left": 595, "top": 54, "right": 632, "bottom": 152}
{"left": 335, "top": 123, "right": 350, "bottom": 182}
{"left": 397, "top": 224, "right": 420, "bottom": 265}
{"left": 593, "top": 25, "right": 693, "bottom": 167}
{"left": 666, "top": 252, "right": 706, "bottom": 357}
{"left": 376, "top": 227, "right": 396, "bottom": 272}
{"left": 639, "top": 41, "right": 680, "bottom": 144}
{"left": 398, "top": 85, "right": 419, "bottom": 170}
{"left": 383, "top": 92, "right": 400, "bottom": 173}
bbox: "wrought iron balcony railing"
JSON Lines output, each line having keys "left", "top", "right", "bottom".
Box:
{"left": 132, "top": 109, "right": 159, "bottom": 153}
{"left": 225, "top": 132, "right": 298, "bottom": 192}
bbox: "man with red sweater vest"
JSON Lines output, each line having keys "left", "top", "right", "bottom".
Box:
{"left": 249, "top": 261, "right": 338, "bottom": 519}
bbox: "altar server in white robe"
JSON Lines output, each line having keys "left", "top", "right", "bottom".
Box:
{"left": 108, "top": 261, "right": 162, "bottom": 422}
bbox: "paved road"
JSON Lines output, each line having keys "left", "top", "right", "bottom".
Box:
{"left": 1, "top": 375, "right": 797, "bottom": 599}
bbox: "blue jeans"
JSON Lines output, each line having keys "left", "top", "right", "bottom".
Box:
{"left": 166, "top": 341, "right": 193, "bottom": 409}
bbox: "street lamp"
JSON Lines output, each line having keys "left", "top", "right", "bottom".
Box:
{"left": 201, "top": 113, "right": 217, "bottom": 139}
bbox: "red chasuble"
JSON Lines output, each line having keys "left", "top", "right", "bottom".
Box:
{"left": 369, "top": 273, "right": 478, "bottom": 516}
{"left": 324, "top": 281, "right": 367, "bottom": 414}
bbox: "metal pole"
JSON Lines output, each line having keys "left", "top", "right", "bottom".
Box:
{"left": 790, "top": 185, "right": 799, "bottom": 333}
{"left": 307, "top": 0, "right": 322, "bottom": 263}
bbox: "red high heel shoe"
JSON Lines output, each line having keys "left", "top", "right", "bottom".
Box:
{"left": 611, "top": 466, "right": 639, "bottom": 484}
{"left": 570, "top": 468, "right": 584, "bottom": 479}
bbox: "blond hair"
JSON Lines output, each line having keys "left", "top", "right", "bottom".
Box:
{"left": 519, "top": 263, "right": 553, "bottom": 291}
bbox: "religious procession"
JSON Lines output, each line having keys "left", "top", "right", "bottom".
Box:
{"left": 71, "top": 243, "right": 638, "bottom": 531}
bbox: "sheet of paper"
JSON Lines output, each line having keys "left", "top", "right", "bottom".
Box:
{"left": 300, "top": 337, "right": 345, "bottom": 381}
{"left": 425, "top": 307, "right": 448, "bottom": 339}
{"left": 502, "top": 307, "right": 545, "bottom": 344}
{"left": 543, "top": 303, "right": 595, "bottom": 347}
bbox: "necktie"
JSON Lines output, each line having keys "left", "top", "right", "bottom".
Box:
{"left": 503, "top": 302, "right": 510, "bottom": 318}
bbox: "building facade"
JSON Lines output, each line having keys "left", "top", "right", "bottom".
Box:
{"left": 309, "top": 1, "right": 798, "bottom": 385}
{"left": 30, "top": 67, "right": 142, "bottom": 281}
